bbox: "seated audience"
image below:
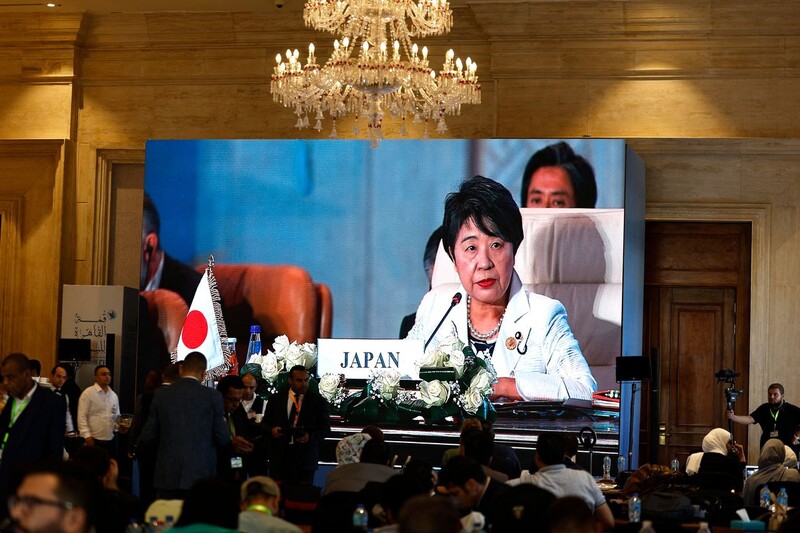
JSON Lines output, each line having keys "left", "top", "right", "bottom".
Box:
{"left": 743, "top": 438, "right": 800, "bottom": 506}
{"left": 336, "top": 433, "right": 372, "bottom": 466}
{"left": 398, "top": 494, "right": 462, "bottom": 533}
{"left": 548, "top": 496, "right": 597, "bottom": 533}
{"left": 508, "top": 432, "right": 614, "bottom": 530}
{"left": 70, "top": 446, "right": 141, "bottom": 532}
{"left": 373, "top": 474, "right": 428, "bottom": 533}
{"left": 171, "top": 477, "right": 239, "bottom": 533}
{"left": 238, "top": 476, "right": 301, "bottom": 533}
{"left": 438, "top": 456, "right": 509, "bottom": 530}
{"left": 563, "top": 433, "right": 587, "bottom": 471}
{"left": 491, "top": 484, "right": 556, "bottom": 532}
{"left": 460, "top": 427, "right": 508, "bottom": 482}
{"left": 8, "top": 460, "right": 102, "bottom": 533}
{"left": 441, "top": 419, "right": 521, "bottom": 480}
{"left": 401, "top": 458, "right": 436, "bottom": 495}
{"left": 696, "top": 427, "right": 746, "bottom": 492}
{"left": 323, "top": 439, "right": 396, "bottom": 495}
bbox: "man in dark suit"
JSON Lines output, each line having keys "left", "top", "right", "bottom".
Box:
{"left": 265, "top": 365, "right": 330, "bottom": 486}
{"left": 216, "top": 375, "right": 254, "bottom": 483}
{"left": 438, "top": 456, "right": 510, "bottom": 530}
{"left": 241, "top": 372, "right": 268, "bottom": 477}
{"left": 0, "top": 353, "right": 66, "bottom": 490}
{"left": 140, "top": 192, "right": 202, "bottom": 307}
{"left": 140, "top": 352, "right": 230, "bottom": 499}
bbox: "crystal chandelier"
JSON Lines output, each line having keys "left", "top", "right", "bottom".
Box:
{"left": 270, "top": 0, "right": 481, "bottom": 147}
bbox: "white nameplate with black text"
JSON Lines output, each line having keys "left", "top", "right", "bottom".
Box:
{"left": 317, "top": 338, "right": 423, "bottom": 380}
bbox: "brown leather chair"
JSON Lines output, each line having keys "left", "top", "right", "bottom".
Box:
{"left": 201, "top": 264, "right": 333, "bottom": 366}
{"left": 140, "top": 288, "right": 189, "bottom": 353}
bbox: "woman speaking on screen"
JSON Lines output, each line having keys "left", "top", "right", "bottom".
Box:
{"left": 407, "top": 176, "right": 596, "bottom": 402}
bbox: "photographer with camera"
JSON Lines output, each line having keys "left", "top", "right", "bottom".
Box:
{"left": 727, "top": 382, "right": 800, "bottom": 450}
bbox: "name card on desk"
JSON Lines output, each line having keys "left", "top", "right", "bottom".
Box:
{"left": 317, "top": 338, "right": 423, "bottom": 380}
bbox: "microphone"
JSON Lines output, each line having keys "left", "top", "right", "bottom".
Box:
{"left": 424, "top": 292, "right": 462, "bottom": 352}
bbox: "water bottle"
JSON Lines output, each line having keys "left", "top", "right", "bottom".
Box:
{"left": 696, "top": 521, "right": 710, "bottom": 533}
{"left": 245, "top": 325, "right": 262, "bottom": 365}
{"left": 671, "top": 457, "right": 680, "bottom": 473}
{"left": 352, "top": 503, "right": 368, "bottom": 530}
{"left": 760, "top": 485, "right": 771, "bottom": 508}
{"left": 603, "top": 455, "right": 611, "bottom": 479}
{"left": 617, "top": 454, "right": 627, "bottom": 473}
{"left": 147, "top": 517, "right": 161, "bottom": 533}
{"left": 639, "top": 520, "right": 656, "bottom": 533}
{"left": 628, "top": 492, "right": 642, "bottom": 523}
{"left": 777, "top": 487, "right": 789, "bottom": 510}
{"left": 125, "top": 520, "right": 142, "bottom": 533}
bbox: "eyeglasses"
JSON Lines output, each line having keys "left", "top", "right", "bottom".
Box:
{"left": 8, "top": 495, "right": 74, "bottom": 511}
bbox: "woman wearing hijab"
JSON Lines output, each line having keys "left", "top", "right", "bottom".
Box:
{"left": 697, "top": 427, "right": 746, "bottom": 492}
{"left": 743, "top": 439, "right": 800, "bottom": 506}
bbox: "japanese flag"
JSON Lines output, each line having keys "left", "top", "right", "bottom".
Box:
{"left": 174, "top": 261, "right": 231, "bottom": 379}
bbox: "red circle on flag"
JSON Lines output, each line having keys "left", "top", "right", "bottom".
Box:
{"left": 182, "top": 310, "right": 208, "bottom": 349}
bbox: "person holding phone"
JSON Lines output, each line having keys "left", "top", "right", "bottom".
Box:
{"left": 264, "top": 365, "right": 330, "bottom": 486}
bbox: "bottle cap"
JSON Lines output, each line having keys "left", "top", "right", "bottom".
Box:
{"left": 250, "top": 325, "right": 261, "bottom": 333}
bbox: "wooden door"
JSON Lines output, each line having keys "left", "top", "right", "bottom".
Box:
{"left": 641, "top": 222, "right": 751, "bottom": 466}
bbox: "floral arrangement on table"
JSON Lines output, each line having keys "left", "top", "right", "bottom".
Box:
{"left": 241, "top": 333, "right": 497, "bottom": 426}
{"left": 239, "top": 334, "right": 319, "bottom": 397}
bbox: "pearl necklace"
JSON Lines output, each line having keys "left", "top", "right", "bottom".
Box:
{"left": 466, "top": 295, "right": 505, "bottom": 341}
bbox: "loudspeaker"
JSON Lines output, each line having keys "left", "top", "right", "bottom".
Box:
{"left": 58, "top": 338, "right": 92, "bottom": 362}
{"left": 616, "top": 356, "right": 652, "bottom": 382}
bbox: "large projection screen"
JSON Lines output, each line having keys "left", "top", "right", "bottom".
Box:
{"left": 143, "top": 138, "right": 645, "bottom": 464}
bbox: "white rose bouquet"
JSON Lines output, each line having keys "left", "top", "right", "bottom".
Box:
{"left": 239, "top": 335, "right": 319, "bottom": 400}
{"left": 318, "top": 372, "right": 348, "bottom": 408}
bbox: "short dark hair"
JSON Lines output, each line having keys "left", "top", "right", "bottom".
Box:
{"left": 94, "top": 365, "right": 110, "bottom": 376}
{"left": 182, "top": 352, "right": 207, "bottom": 374}
{"left": 379, "top": 474, "right": 426, "bottom": 521}
{"left": 70, "top": 446, "right": 111, "bottom": 481}
{"left": 439, "top": 455, "right": 487, "bottom": 488}
{"left": 28, "top": 359, "right": 42, "bottom": 375}
{"left": 361, "top": 425, "right": 385, "bottom": 443}
{"left": 289, "top": 365, "right": 308, "bottom": 377}
{"left": 548, "top": 496, "right": 595, "bottom": 532}
{"left": 461, "top": 427, "right": 494, "bottom": 466}
{"left": 424, "top": 226, "right": 444, "bottom": 273}
{"left": 536, "top": 433, "right": 566, "bottom": 466}
{"left": 521, "top": 141, "right": 597, "bottom": 208}
{"left": 769, "top": 383, "right": 785, "bottom": 395}
{"left": 399, "top": 494, "right": 462, "bottom": 533}
{"left": 494, "top": 484, "right": 557, "bottom": 531}
{"left": 162, "top": 363, "right": 181, "bottom": 383}
{"left": 50, "top": 365, "right": 69, "bottom": 377}
{"left": 360, "top": 439, "right": 392, "bottom": 465}
{"left": 175, "top": 477, "right": 239, "bottom": 529}
{"left": 443, "top": 175, "right": 523, "bottom": 261}
{"left": 21, "top": 460, "right": 102, "bottom": 531}
{"left": 142, "top": 193, "right": 161, "bottom": 242}
{"left": 217, "top": 375, "right": 245, "bottom": 396}
{"left": 2, "top": 352, "right": 30, "bottom": 373}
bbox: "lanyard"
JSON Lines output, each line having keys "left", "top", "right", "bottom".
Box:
{"left": 247, "top": 504, "right": 272, "bottom": 515}
{"left": 290, "top": 391, "right": 303, "bottom": 427}
{"left": 226, "top": 414, "right": 236, "bottom": 438}
{"left": 771, "top": 407, "right": 780, "bottom": 429}
{"left": 2, "top": 397, "right": 29, "bottom": 450}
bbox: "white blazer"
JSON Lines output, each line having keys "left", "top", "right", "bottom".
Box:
{"left": 408, "top": 271, "right": 597, "bottom": 401}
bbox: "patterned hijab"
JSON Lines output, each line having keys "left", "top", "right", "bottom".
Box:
{"left": 335, "top": 433, "right": 372, "bottom": 465}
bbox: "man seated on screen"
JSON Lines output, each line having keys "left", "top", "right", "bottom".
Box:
{"left": 140, "top": 192, "right": 202, "bottom": 307}
{"left": 407, "top": 176, "right": 596, "bottom": 402}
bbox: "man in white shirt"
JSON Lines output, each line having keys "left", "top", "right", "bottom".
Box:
{"left": 77, "top": 365, "right": 120, "bottom": 455}
{"left": 507, "top": 433, "right": 614, "bottom": 530}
